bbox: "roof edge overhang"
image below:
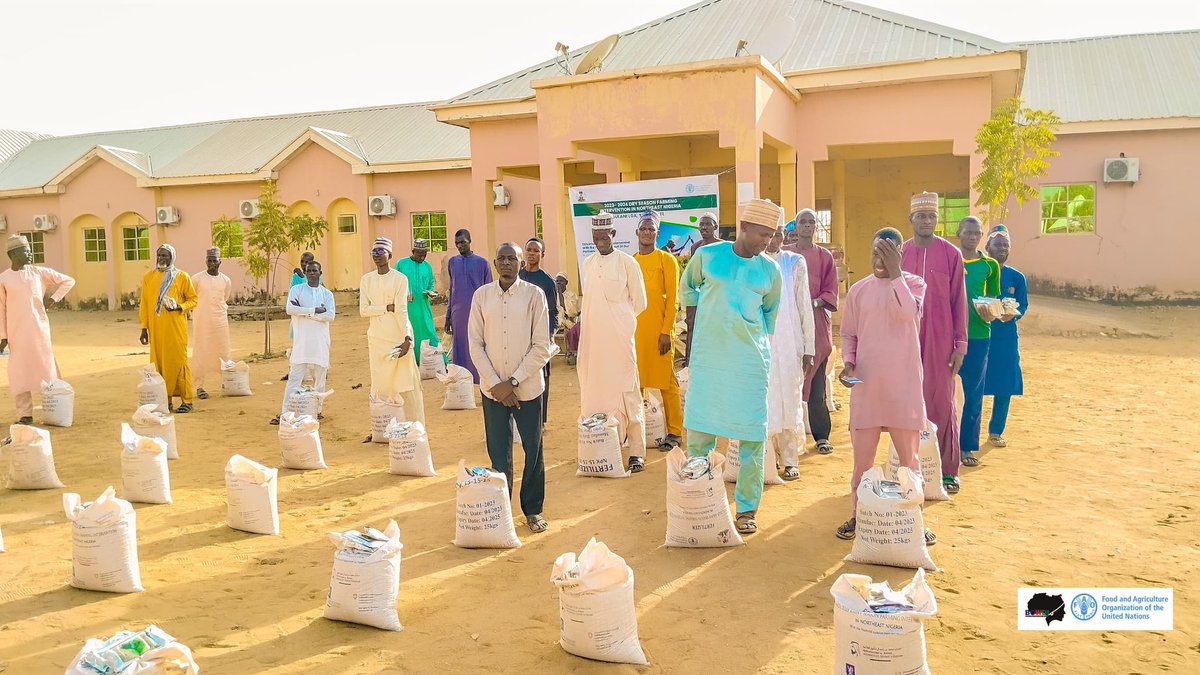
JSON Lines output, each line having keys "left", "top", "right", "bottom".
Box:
{"left": 786, "top": 51, "right": 1025, "bottom": 96}
{"left": 35, "top": 145, "right": 155, "bottom": 194}
{"left": 431, "top": 98, "right": 538, "bottom": 128}
{"left": 531, "top": 55, "right": 800, "bottom": 102}
{"left": 1055, "top": 116, "right": 1200, "bottom": 134}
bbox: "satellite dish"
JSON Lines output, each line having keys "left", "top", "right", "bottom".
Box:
{"left": 747, "top": 13, "right": 796, "bottom": 67}
{"left": 575, "top": 34, "right": 620, "bottom": 75}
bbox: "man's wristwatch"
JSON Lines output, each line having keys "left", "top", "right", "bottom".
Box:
{"left": 508, "top": 377, "right": 519, "bottom": 387}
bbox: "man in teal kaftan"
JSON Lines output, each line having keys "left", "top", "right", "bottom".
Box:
{"left": 394, "top": 239, "right": 440, "bottom": 365}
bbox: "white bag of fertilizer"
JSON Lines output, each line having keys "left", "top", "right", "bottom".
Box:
{"left": 226, "top": 454, "right": 279, "bottom": 535}
{"left": 130, "top": 404, "right": 178, "bottom": 460}
{"left": 643, "top": 388, "right": 666, "bottom": 448}
{"left": 220, "top": 359, "right": 253, "bottom": 397}
{"left": 664, "top": 448, "right": 743, "bottom": 548}
{"left": 64, "top": 486, "right": 143, "bottom": 593}
{"left": 278, "top": 412, "right": 326, "bottom": 470}
{"left": 66, "top": 625, "right": 199, "bottom": 675}
{"left": 438, "top": 364, "right": 476, "bottom": 410}
{"left": 832, "top": 568, "right": 937, "bottom": 675}
{"left": 136, "top": 364, "right": 169, "bottom": 412}
{"left": 3, "top": 424, "right": 63, "bottom": 489}
{"left": 723, "top": 439, "right": 784, "bottom": 485}
{"left": 419, "top": 343, "right": 448, "bottom": 380}
{"left": 369, "top": 393, "right": 406, "bottom": 444}
{"left": 40, "top": 378, "right": 75, "bottom": 427}
{"left": 886, "top": 421, "right": 949, "bottom": 502}
{"left": 286, "top": 386, "right": 334, "bottom": 418}
{"left": 847, "top": 467, "right": 937, "bottom": 571}
{"left": 120, "top": 424, "right": 172, "bottom": 505}
{"left": 386, "top": 420, "right": 436, "bottom": 477}
{"left": 551, "top": 537, "right": 648, "bottom": 665}
{"left": 577, "top": 413, "right": 626, "bottom": 478}
{"left": 453, "top": 460, "right": 521, "bottom": 549}
{"left": 0, "top": 525, "right": 4, "bottom": 552}
{"left": 324, "top": 520, "right": 403, "bottom": 631}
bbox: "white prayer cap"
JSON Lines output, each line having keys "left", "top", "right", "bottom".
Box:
{"left": 372, "top": 237, "right": 393, "bottom": 255}
{"left": 6, "top": 235, "right": 30, "bottom": 253}
{"left": 591, "top": 211, "right": 615, "bottom": 230}
{"left": 413, "top": 238, "right": 429, "bottom": 251}
{"left": 738, "top": 198, "right": 784, "bottom": 230}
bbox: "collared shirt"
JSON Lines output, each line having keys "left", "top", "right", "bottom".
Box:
{"left": 286, "top": 283, "right": 336, "bottom": 367}
{"left": 467, "top": 278, "right": 551, "bottom": 402}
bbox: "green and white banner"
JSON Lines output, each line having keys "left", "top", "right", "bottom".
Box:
{"left": 569, "top": 175, "right": 719, "bottom": 275}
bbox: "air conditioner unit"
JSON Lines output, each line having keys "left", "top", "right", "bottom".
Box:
{"left": 1103, "top": 157, "right": 1139, "bottom": 183}
{"left": 368, "top": 195, "right": 396, "bottom": 217}
{"left": 0, "top": 216, "right": 7, "bottom": 233}
{"left": 156, "top": 206, "right": 181, "bottom": 225}
{"left": 239, "top": 199, "right": 260, "bottom": 219}
{"left": 33, "top": 215, "right": 57, "bottom": 232}
{"left": 493, "top": 184, "right": 510, "bottom": 208}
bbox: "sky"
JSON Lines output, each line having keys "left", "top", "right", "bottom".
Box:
{"left": 3, "top": 0, "right": 1197, "bottom": 136}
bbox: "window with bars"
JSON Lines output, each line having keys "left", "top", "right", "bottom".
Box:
{"left": 83, "top": 228, "right": 107, "bottom": 263}
{"left": 211, "top": 221, "right": 244, "bottom": 258}
{"left": 122, "top": 227, "right": 150, "bottom": 261}
{"left": 411, "top": 211, "right": 448, "bottom": 252}
{"left": 813, "top": 200, "right": 833, "bottom": 244}
{"left": 18, "top": 231, "right": 45, "bottom": 264}
{"left": 534, "top": 204, "right": 543, "bottom": 240}
{"left": 337, "top": 214, "right": 357, "bottom": 234}
{"left": 935, "top": 192, "right": 972, "bottom": 238}
{"left": 1040, "top": 183, "right": 1096, "bottom": 235}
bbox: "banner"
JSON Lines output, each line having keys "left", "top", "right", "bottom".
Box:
{"left": 569, "top": 175, "right": 719, "bottom": 280}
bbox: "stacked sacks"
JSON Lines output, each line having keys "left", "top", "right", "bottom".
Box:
{"left": 832, "top": 569, "right": 937, "bottom": 675}
{"left": 130, "top": 404, "right": 178, "bottom": 460}
{"left": 886, "top": 421, "right": 950, "bottom": 501}
{"left": 551, "top": 538, "right": 648, "bottom": 665}
{"left": 64, "top": 487, "right": 143, "bottom": 593}
{"left": 386, "top": 420, "right": 436, "bottom": 477}
{"left": 220, "top": 360, "right": 253, "bottom": 396}
{"left": 286, "top": 386, "right": 333, "bottom": 418}
{"left": 643, "top": 389, "right": 666, "bottom": 448}
{"left": 438, "top": 364, "right": 476, "bottom": 410}
{"left": 419, "top": 343, "right": 448, "bottom": 380}
{"left": 453, "top": 460, "right": 520, "bottom": 549}
{"left": 369, "top": 394, "right": 406, "bottom": 444}
{"left": 40, "top": 378, "right": 75, "bottom": 427}
{"left": 3, "top": 424, "right": 63, "bottom": 489}
{"left": 577, "top": 413, "right": 627, "bottom": 478}
{"left": 324, "top": 521, "right": 403, "bottom": 631}
{"left": 278, "top": 412, "right": 326, "bottom": 470}
{"left": 723, "top": 439, "right": 785, "bottom": 486}
{"left": 136, "top": 364, "right": 168, "bottom": 413}
{"left": 66, "top": 625, "right": 198, "bottom": 675}
{"left": 847, "top": 467, "right": 937, "bottom": 570}
{"left": 664, "top": 448, "right": 743, "bottom": 548}
{"left": 226, "top": 454, "right": 280, "bottom": 535}
{"left": 119, "top": 424, "right": 172, "bottom": 505}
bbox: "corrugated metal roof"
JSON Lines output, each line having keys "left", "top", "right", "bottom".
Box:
{"left": 0, "top": 129, "right": 52, "bottom": 165}
{"left": 1021, "top": 31, "right": 1200, "bottom": 123}
{"left": 449, "top": 0, "right": 1014, "bottom": 104}
{"left": 0, "top": 103, "right": 470, "bottom": 191}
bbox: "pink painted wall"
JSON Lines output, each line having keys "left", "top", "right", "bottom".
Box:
{"left": 1003, "top": 127, "right": 1200, "bottom": 300}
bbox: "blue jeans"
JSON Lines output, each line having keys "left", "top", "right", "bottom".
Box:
{"left": 988, "top": 395, "right": 1012, "bottom": 436}
{"left": 958, "top": 338, "right": 990, "bottom": 453}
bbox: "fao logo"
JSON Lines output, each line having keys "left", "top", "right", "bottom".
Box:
{"left": 1071, "top": 593, "right": 1098, "bottom": 621}
{"left": 685, "top": 183, "right": 696, "bottom": 194}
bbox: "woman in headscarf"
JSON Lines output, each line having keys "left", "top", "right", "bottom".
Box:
{"left": 138, "top": 244, "right": 198, "bottom": 412}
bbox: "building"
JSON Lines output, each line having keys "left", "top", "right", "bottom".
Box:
{"left": 0, "top": 0, "right": 1196, "bottom": 307}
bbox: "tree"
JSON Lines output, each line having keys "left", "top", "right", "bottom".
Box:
{"left": 213, "top": 180, "right": 327, "bottom": 355}
{"left": 972, "top": 97, "right": 1061, "bottom": 225}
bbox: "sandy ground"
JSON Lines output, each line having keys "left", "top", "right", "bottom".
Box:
{"left": 0, "top": 295, "right": 1196, "bottom": 674}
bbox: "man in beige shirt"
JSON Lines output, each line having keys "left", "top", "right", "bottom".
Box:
{"left": 468, "top": 242, "right": 552, "bottom": 533}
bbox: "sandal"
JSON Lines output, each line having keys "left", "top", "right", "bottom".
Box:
{"left": 962, "top": 453, "right": 980, "bottom": 467}
{"left": 816, "top": 440, "right": 833, "bottom": 455}
{"left": 782, "top": 466, "right": 800, "bottom": 481}
{"left": 527, "top": 514, "right": 548, "bottom": 533}
{"left": 269, "top": 416, "right": 280, "bottom": 426}
{"left": 175, "top": 403, "right": 193, "bottom": 414}
{"left": 659, "top": 434, "right": 682, "bottom": 452}
{"left": 943, "top": 475, "right": 960, "bottom": 494}
{"left": 925, "top": 529, "right": 937, "bottom": 547}
{"left": 17, "top": 416, "right": 32, "bottom": 425}
{"left": 988, "top": 434, "right": 1007, "bottom": 448}
{"left": 628, "top": 456, "right": 645, "bottom": 474}
{"left": 836, "top": 517, "right": 856, "bottom": 540}
{"left": 735, "top": 513, "right": 758, "bottom": 535}
{"left": 196, "top": 389, "right": 208, "bottom": 400}
{"left": 363, "top": 434, "right": 374, "bottom": 444}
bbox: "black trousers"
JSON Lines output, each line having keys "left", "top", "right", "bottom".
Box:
{"left": 540, "top": 361, "right": 551, "bottom": 423}
{"left": 482, "top": 394, "right": 546, "bottom": 517}
{"left": 807, "top": 357, "right": 832, "bottom": 442}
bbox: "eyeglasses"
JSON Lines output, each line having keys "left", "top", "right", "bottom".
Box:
{"left": 371, "top": 248, "right": 389, "bottom": 255}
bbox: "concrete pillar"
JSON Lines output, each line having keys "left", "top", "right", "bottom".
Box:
{"left": 795, "top": 155, "right": 815, "bottom": 210}
{"left": 968, "top": 151, "right": 986, "bottom": 224}
{"left": 539, "top": 156, "right": 579, "bottom": 289}
{"left": 105, "top": 223, "right": 118, "bottom": 311}
{"left": 831, "top": 159, "right": 847, "bottom": 248}
{"left": 617, "top": 156, "right": 640, "bottom": 183}
{"left": 779, "top": 153, "right": 797, "bottom": 219}
{"left": 732, "top": 131, "right": 761, "bottom": 205}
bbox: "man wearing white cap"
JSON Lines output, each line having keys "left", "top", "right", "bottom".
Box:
{"left": 359, "top": 237, "right": 425, "bottom": 440}
{"left": 394, "top": 238, "right": 440, "bottom": 366}
{"left": 0, "top": 234, "right": 75, "bottom": 424}
{"left": 689, "top": 212, "right": 721, "bottom": 255}
{"left": 578, "top": 210, "right": 649, "bottom": 472}
{"left": 191, "top": 247, "right": 232, "bottom": 399}
{"left": 680, "top": 198, "right": 783, "bottom": 535}
{"left": 139, "top": 244, "right": 198, "bottom": 413}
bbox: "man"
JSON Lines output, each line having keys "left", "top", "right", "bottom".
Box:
{"left": 139, "top": 244, "right": 198, "bottom": 413}
{"left": 518, "top": 238, "right": 558, "bottom": 421}
{"left": 689, "top": 212, "right": 721, "bottom": 255}
{"left": 834, "top": 228, "right": 930, "bottom": 544}
{"left": 557, "top": 273, "right": 581, "bottom": 365}
{"left": 468, "top": 242, "right": 552, "bottom": 534}
{"left": 283, "top": 250, "right": 317, "bottom": 380}
{"left": 680, "top": 198, "right": 783, "bottom": 535}
{"left": 394, "top": 239, "right": 440, "bottom": 365}
{"left": 0, "top": 234, "right": 75, "bottom": 424}
{"left": 957, "top": 216, "right": 1000, "bottom": 466}
{"left": 578, "top": 211, "right": 649, "bottom": 473}
{"left": 446, "top": 229, "right": 492, "bottom": 384}
{"left": 763, "top": 222, "right": 816, "bottom": 481}
{"left": 901, "top": 192, "right": 968, "bottom": 494}
{"left": 983, "top": 227, "right": 1027, "bottom": 448}
{"left": 191, "top": 247, "right": 232, "bottom": 400}
{"left": 273, "top": 260, "right": 335, "bottom": 424}
{"left": 360, "top": 237, "right": 425, "bottom": 441}
{"left": 788, "top": 208, "right": 840, "bottom": 455}
{"left": 632, "top": 210, "right": 683, "bottom": 451}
